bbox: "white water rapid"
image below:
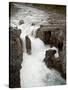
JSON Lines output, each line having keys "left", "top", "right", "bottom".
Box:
{"left": 10, "top": 4, "right": 65, "bottom": 88}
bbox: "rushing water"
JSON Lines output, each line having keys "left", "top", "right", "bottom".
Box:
{"left": 10, "top": 3, "right": 65, "bottom": 87}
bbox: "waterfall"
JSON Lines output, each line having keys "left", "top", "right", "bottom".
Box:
{"left": 20, "top": 28, "right": 65, "bottom": 87}
{"left": 10, "top": 4, "right": 65, "bottom": 88}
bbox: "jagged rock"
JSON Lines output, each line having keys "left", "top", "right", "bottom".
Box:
{"left": 44, "top": 49, "right": 66, "bottom": 79}
{"left": 19, "top": 20, "right": 24, "bottom": 25}
{"left": 25, "top": 36, "right": 31, "bottom": 54}
{"left": 9, "top": 26, "right": 23, "bottom": 88}
{"left": 36, "top": 26, "right": 64, "bottom": 51}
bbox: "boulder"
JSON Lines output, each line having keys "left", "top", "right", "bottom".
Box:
{"left": 44, "top": 49, "right": 66, "bottom": 79}
{"left": 9, "top": 26, "right": 23, "bottom": 88}
{"left": 19, "top": 20, "right": 24, "bottom": 25}
{"left": 31, "top": 23, "right": 35, "bottom": 26}
{"left": 25, "top": 36, "right": 31, "bottom": 54}
{"left": 44, "top": 49, "right": 57, "bottom": 69}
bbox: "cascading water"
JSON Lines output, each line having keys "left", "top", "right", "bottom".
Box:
{"left": 10, "top": 3, "right": 65, "bottom": 88}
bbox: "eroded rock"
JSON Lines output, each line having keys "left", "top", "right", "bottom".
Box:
{"left": 9, "top": 26, "right": 23, "bottom": 88}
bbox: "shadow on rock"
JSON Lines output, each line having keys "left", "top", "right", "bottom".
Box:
{"left": 43, "top": 49, "right": 66, "bottom": 80}
{"left": 9, "top": 26, "right": 23, "bottom": 88}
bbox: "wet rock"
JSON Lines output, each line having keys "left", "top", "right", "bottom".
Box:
{"left": 44, "top": 49, "right": 57, "bottom": 69}
{"left": 50, "top": 30, "right": 64, "bottom": 51}
{"left": 44, "top": 31, "right": 51, "bottom": 44}
{"left": 9, "top": 26, "right": 23, "bottom": 88}
{"left": 36, "top": 26, "right": 64, "bottom": 51}
{"left": 29, "top": 10, "right": 31, "bottom": 12}
{"left": 44, "top": 49, "right": 66, "bottom": 79}
{"left": 36, "top": 29, "right": 51, "bottom": 44}
{"left": 31, "top": 23, "right": 35, "bottom": 26}
{"left": 36, "top": 29, "right": 45, "bottom": 42}
{"left": 19, "top": 20, "right": 24, "bottom": 25}
{"left": 25, "top": 36, "right": 31, "bottom": 54}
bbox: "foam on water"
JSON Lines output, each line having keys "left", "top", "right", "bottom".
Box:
{"left": 20, "top": 36, "right": 65, "bottom": 87}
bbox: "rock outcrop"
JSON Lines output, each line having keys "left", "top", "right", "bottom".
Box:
{"left": 36, "top": 6, "right": 66, "bottom": 50}
{"left": 9, "top": 26, "right": 23, "bottom": 88}
{"left": 36, "top": 25, "right": 66, "bottom": 79}
{"left": 43, "top": 49, "right": 66, "bottom": 79}
{"left": 36, "top": 29, "right": 51, "bottom": 44}
{"left": 25, "top": 36, "right": 31, "bottom": 54}
{"left": 36, "top": 25, "right": 65, "bottom": 50}
{"left": 36, "top": 9, "right": 66, "bottom": 79}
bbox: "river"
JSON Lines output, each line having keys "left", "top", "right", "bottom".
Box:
{"left": 10, "top": 3, "right": 65, "bottom": 87}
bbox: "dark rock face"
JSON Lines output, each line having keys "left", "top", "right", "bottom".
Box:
{"left": 9, "top": 26, "right": 23, "bottom": 88}
{"left": 44, "top": 49, "right": 66, "bottom": 79}
{"left": 36, "top": 27, "right": 64, "bottom": 51}
{"left": 25, "top": 36, "right": 31, "bottom": 54}
{"left": 19, "top": 20, "right": 24, "bottom": 25}
{"left": 9, "top": 71, "right": 20, "bottom": 88}
{"left": 36, "top": 29, "right": 45, "bottom": 42}
{"left": 50, "top": 30, "right": 64, "bottom": 51}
